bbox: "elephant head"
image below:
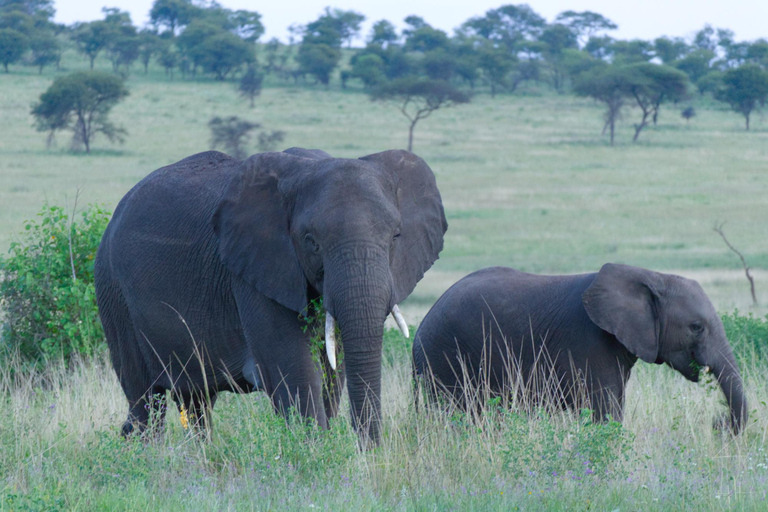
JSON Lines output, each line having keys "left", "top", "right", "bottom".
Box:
{"left": 582, "top": 263, "right": 748, "bottom": 433}
{"left": 212, "top": 148, "right": 447, "bottom": 445}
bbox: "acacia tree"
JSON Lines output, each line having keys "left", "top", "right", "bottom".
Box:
{"left": 71, "top": 20, "right": 112, "bottom": 69}
{"left": 573, "top": 64, "right": 627, "bottom": 145}
{"left": 477, "top": 43, "right": 515, "bottom": 97}
{"left": 716, "top": 64, "right": 768, "bottom": 130}
{"left": 31, "top": 71, "right": 129, "bottom": 153}
{"left": 197, "top": 31, "right": 251, "bottom": 80}
{"left": 372, "top": 77, "right": 469, "bottom": 151}
{"left": 538, "top": 23, "right": 579, "bottom": 92}
{"left": 29, "top": 31, "right": 59, "bottom": 73}
{"left": 238, "top": 64, "right": 263, "bottom": 107}
{"left": 327, "top": 8, "right": 364, "bottom": 48}
{"left": 137, "top": 29, "right": 159, "bottom": 74}
{"left": 368, "top": 19, "right": 398, "bottom": 47}
{"left": 0, "top": 28, "right": 26, "bottom": 71}
{"left": 149, "top": 0, "right": 196, "bottom": 35}
{"left": 297, "top": 10, "right": 344, "bottom": 85}
{"left": 460, "top": 4, "right": 546, "bottom": 51}
{"left": 653, "top": 36, "right": 690, "bottom": 64}
{"left": 208, "top": 116, "right": 258, "bottom": 159}
{"left": 623, "top": 63, "right": 689, "bottom": 140}
{"left": 555, "top": 10, "right": 617, "bottom": 48}
{"left": 102, "top": 8, "right": 139, "bottom": 73}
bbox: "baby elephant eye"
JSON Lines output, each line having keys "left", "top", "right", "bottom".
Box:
{"left": 689, "top": 322, "right": 704, "bottom": 335}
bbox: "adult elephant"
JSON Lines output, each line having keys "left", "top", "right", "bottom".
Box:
{"left": 95, "top": 148, "right": 447, "bottom": 446}
{"left": 413, "top": 264, "right": 747, "bottom": 433}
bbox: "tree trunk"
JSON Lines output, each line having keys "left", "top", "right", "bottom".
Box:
{"left": 610, "top": 118, "right": 615, "bottom": 146}
{"left": 633, "top": 122, "right": 645, "bottom": 142}
{"left": 79, "top": 116, "right": 90, "bottom": 153}
{"left": 745, "top": 113, "right": 750, "bottom": 131}
{"left": 408, "top": 119, "right": 417, "bottom": 152}
{"left": 633, "top": 109, "right": 650, "bottom": 142}
{"left": 89, "top": 56, "right": 95, "bottom": 70}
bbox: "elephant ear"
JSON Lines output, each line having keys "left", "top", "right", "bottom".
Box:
{"left": 212, "top": 153, "right": 307, "bottom": 312}
{"left": 361, "top": 150, "right": 448, "bottom": 304}
{"left": 582, "top": 263, "right": 663, "bottom": 364}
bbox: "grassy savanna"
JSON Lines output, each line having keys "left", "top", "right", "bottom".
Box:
{"left": 2, "top": 52, "right": 768, "bottom": 509}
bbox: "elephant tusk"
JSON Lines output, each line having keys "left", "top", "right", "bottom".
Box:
{"left": 325, "top": 312, "right": 337, "bottom": 371}
{"left": 391, "top": 305, "right": 409, "bottom": 339}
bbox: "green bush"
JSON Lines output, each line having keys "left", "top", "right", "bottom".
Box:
{"left": 0, "top": 203, "right": 111, "bottom": 365}
{"left": 722, "top": 311, "right": 768, "bottom": 365}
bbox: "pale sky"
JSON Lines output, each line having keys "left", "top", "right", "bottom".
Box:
{"left": 53, "top": 0, "right": 768, "bottom": 45}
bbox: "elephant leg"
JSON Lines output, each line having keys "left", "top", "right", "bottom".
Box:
{"left": 124, "top": 387, "right": 168, "bottom": 436}
{"left": 232, "top": 281, "right": 328, "bottom": 429}
{"left": 98, "top": 282, "right": 162, "bottom": 437}
{"left": 268, "top": 334, "right": 327, "bottom": 428}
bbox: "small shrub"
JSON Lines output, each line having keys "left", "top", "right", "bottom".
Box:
{"left": 257, "top": 130, "right": 286, "bottom": 152}
{"left": 721, "top": 311, "right": 768, "bottom": 365}
{"left": 209, "top": 116, "right": 259, "bottom": 160}
{"left": 0, "top": 203, "right": 111, "bottom": 365}
{"left": 209, "top": 117, "right": 288, "bottom": 158}
{"left": 238, "top": 65, "right": 264, "bottom": 108}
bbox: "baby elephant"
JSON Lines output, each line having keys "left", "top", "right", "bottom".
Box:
{"left": 413, "top": 264, "right": 747, "bottom": 433}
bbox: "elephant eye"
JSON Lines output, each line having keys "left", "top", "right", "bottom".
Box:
{"left": 689, "top": 322, "right": 704, "bottom": 335}
{"left": 304, "top": 234, "right": 320, "bottom": 254}
{"left": 393, "top": 230, "right": 401, "bottom": 241}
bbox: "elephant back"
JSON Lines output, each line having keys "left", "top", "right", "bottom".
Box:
{"left": 97, "top": 151, "right": 242, "bottom": 289}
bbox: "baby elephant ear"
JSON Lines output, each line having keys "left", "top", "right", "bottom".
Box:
{"left": 360, "top": 150, "right": 448, "bottom": 304}
{"left": 212, "top": 153, "right": 307, "bottom": 313}
{"left": 582, "top": 263, "right": 663, "bottom": 364}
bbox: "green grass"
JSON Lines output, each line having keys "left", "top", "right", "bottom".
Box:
{"left": 1, "top": 52, "right": 768, "bottom": 509}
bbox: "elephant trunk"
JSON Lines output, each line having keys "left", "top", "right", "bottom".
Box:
{"left": 707, "top": 336, "right": 748, "bottom": 434}
{"left": 323, "top": 243, "right": 391, "bottom": 448}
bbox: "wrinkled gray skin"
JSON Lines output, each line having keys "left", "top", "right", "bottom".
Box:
{"left": 95, "top": 148, "right": 446, "bottom": 446}
{"left": 413, "top": 264, "right": 747, "bottom": 433}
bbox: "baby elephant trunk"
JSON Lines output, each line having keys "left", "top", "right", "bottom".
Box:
{"left": 707, "top": 341, "right": 748, "bottom": 434}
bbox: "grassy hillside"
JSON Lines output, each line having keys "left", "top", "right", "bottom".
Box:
{"left": 1, "top": 53, "right": 767, "bottom": 510}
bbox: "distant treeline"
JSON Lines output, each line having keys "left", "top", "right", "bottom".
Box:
{"left": 4, "top": 0, "right": 768, "bottom": 143}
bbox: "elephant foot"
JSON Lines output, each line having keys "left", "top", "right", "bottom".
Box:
{"left": 120, "top": 420, "right": 135, "bottom": 437}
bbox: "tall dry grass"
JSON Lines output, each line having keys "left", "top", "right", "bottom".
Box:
{"left": 2, "top": 334, "right": 766, "bottom": 510}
